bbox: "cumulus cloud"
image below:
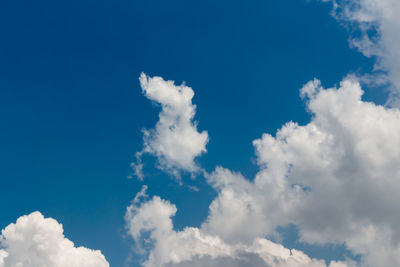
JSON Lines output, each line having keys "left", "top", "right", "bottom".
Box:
{"left": 0, "top": 211, "right": 109, "bottom": 267}
{"left": 325, "top": 0, "right": 400, "bottom": 104}
{"left": 129, "top": 76, "right": 400, "bottom": 267}
{"left": 128, "top": 0, "right": 400, "bottom": 263}
{"left": 132, "top": 73, "right": 209, "bottom": 179}
{"left": 125, "top": 187, "right": 350, "bottom": 267}
{"left": 204, "top": 77, "right": 400, "bottom": 266}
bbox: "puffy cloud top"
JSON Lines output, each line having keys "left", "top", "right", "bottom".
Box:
{"left": 0, "top": 212, "right": 109, "bottom": 267}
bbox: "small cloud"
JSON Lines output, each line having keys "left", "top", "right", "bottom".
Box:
{"left": 0, "top": 212, "right": 109, "bottom": 267}
{"left": 132, "top": 73, "right": 209, "bottom": 180}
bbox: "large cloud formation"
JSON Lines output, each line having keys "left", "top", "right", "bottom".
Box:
{"left": 132, "top": 73, "right": 209, "bottom": 179}
{"left": 326, "top": 0, "right": 400, "bottom": 104}
{"left": 128, "top": 77, "right": 400, "bottom": 267}
{"left": 128, "top": 1, "right": 400, "bottom": 265}
{"left": 0, "top": 212, "right": 109, "bottom": 267}
{"left": 126, "top": 186, "right": 351, "bottom": 267}
{"left": 204, "top": 78, "right": 400, "bottom": 266}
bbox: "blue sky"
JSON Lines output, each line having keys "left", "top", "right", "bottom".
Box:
{"left": 1, "top": 0, "right": 400, "bottom": 266}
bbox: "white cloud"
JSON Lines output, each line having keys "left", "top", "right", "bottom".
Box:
{"left": 204, "top": 77, "right": 400, "bottom": 266}
{"left": 132, "top": 73, "right": 209, "bottom": 179}
{"left": 0, "top": 212, "right": 109, "bottom": 267}
{"left": 325, "top": 0, "right": 400, "bottom": 105}
{"left": 129, "top": 76, "right": 400, "bottom": 267}
{"left": 201, "top": 166, "right": 301, "bottom": 244}
{"left": 125, "top": 187, "right": 351, "bottom": 267}
{"left": 0, "top": 251, "right": 7, "bottom": 266}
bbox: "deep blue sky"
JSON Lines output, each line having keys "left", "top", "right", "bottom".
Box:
{"left": 0, "top": 0, "right": 377, "bottom": 266}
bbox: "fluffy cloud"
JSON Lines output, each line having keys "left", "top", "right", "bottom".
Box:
{"left": 130, "top": 76, "right": 400, "bottom": 267}
{"left": 132, "top": 73, "right": 209, "bottom": 179}
{"left": 0, "top": 212, "right": 109, "bottom": 267}
{"left": 326, "top": 0, "right": 400, "bottom": 104}
{"left": 125, "top": 187, "right": 350, "bottom": 267}
{"left": 203, "top": 77, "right": 400, "bottom": 266}
{"left": 128, "top": 1, "right": 400, "bottom": 264}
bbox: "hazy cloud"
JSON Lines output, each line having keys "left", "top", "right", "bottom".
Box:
{"left": 326, "top": 0, "right": 400, "bottom": 105}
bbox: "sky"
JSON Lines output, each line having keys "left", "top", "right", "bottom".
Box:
{"left": 1, "top": 0, "right": 400, "bottom": 266}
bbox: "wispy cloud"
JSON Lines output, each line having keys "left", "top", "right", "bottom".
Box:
{"left": 325, "top": 0, "right": 400, "bottom": 105}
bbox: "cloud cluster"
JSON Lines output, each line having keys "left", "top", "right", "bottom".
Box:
{"left": 326, "top": 0, "right": 400, "bottom": 104}
{"left": 127, "top": 2, "right": 400, "bottom": 265}
{"left": 0, "top": 212, "right": 109, "bottom": 267}
{"left": 204, "top": 78, "right": 400, "bottom": 266}
{"left": 126, "top": 187, "right": 350, "bottom": 267}
{"left": 128, "top": 76, "right": 400, "bottom": 267}
{"left": 132, "top": 73, "right": 209, "bottom": 179}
